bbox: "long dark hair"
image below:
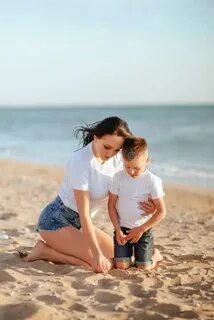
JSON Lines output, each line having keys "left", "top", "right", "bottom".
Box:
{"left": 74, "top": 116, "right": 133, "bottom": 147}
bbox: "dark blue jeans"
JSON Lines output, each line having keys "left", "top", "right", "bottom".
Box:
{"left": 114, "top": 227, "right": 153, "bottom": 266}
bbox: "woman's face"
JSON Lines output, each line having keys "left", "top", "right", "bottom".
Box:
{"left": 93, "top": 134, "right": 124, "bottom": 161}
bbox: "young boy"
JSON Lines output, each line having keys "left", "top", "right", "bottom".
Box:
{"left": 108, "top": 137, "right": 166, "bottom": 270}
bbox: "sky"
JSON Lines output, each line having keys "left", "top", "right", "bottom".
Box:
{"left": 0, "top": 0, "right": 214, "bottom": 106}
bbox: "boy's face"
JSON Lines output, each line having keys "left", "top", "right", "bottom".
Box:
{"left": 123, "top": 151, "right": 149, "bottom": 178}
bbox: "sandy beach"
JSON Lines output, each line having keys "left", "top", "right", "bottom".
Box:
{"left": 0, "top": 159, "right": 213, "bottom": 320}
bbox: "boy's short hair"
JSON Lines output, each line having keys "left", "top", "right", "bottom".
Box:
{"left": 122, "top": 137, "right": 148, "bottom": 161}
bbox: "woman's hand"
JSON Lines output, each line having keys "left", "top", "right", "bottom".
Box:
{"left": 92, "top": 253, "right": 112, "bottom": 274}
{"left": 138, "top": 198, "right": 156, "bottom": 216}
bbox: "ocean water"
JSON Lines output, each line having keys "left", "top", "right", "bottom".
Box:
{"left": 0, "top": 106, "right": 214, "bottom": 189}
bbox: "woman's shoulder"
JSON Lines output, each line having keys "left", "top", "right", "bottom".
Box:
{"left": 67, "top": 143, "right": 93, "bottom": 167}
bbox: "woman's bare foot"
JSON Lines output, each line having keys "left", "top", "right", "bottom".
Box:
{"left": 23, "top": 240, "right": 47, "bottom": 262}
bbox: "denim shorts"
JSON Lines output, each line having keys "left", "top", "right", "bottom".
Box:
{"left": 36, "top": 196, "right": 81, "bottom": 232}
{"left": 114, "top": 227, "right": 153, "bottom": 266}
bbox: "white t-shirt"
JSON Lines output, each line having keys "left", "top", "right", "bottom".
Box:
{"left": 58, "top": 142, "right": 123, "bottom": 217}
{"left": 109, "top": 169, "right": 165, "bottom": 229}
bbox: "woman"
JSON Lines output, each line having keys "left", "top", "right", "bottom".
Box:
{"left": 25, "top": 117, "right": 159, "bottom": 273}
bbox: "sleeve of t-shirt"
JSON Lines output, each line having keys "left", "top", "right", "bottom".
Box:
{"left": 109, "top": 172, "right": 120, "bottom": 195}
{"left": 150, "top": 177, "right": 165, "bottom": 199}
{"left": 66, "top": 156, "right": 89, "bottom": 191}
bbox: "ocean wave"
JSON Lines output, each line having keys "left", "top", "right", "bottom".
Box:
{"left": 150, "top": 162, "right": 214, "bottom": 180}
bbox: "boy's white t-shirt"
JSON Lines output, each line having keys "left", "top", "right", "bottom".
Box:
{"left": 109, "top": 169, "right": 165, "bottom": 229}
{"left": 59, "top": 142, "right": 123, "bottom": 217}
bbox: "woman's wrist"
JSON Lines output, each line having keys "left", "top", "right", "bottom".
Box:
{"left": 115, "top": 226, "right": 121, "bottom": 233}
{"left": 139, "top": 225, "right": 147, "bottom": 233}
{"left": 92, "top": 248, "right": 103, "bottom": 258}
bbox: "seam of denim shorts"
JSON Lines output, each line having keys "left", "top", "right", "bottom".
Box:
{"left": 35, "top": 226, "right": 65, "bottom": 233}
{"left": 56, "top": 195, "right": 64, "bottom": 206}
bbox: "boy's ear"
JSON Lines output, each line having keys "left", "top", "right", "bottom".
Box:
{"left": 146, "top": 155, "right": 150, "bottom": 165}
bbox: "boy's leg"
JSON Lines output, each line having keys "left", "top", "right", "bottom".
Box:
{"left": 134, "top": 229, "right": 158, "bottom": 270}
{"left": 113, "top": 228, "right": 132, "bottom": 269}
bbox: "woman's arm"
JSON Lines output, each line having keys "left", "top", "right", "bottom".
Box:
{"left": 108, "top": 192, "right": 120, "bottom": 232}
{"left": 74, "top": 189, "right": 111, "bottom": 273}
{"left": 138, "top": 198, "right": 157, "bottom": 215}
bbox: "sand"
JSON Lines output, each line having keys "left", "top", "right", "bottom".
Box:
{"left": 0, "top": 159, "right": 213, "bottom": 320}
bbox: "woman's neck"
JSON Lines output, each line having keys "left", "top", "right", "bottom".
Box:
{"left": 92, "top": 141, "right": 105, "bottom": 164}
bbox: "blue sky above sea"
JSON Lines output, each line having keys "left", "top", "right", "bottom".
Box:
{"left": 0, "top": 0, "right": 214, "bottom": 106}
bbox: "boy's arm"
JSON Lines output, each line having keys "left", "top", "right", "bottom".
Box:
{"left": 126, "top": 197, "right": 166, "bottom": 243}
{"left": 108, "top": 192, "right": 121, "bottom": 232}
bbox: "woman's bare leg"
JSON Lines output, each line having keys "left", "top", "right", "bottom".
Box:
{"left": 25, "top": 225, "right": 113, "bottom": 267}
{"left": 24, "top": 240, "right": 91, "bottom": 268}
{"left": 93, "top": 227, "right": 114, "bottom": 259}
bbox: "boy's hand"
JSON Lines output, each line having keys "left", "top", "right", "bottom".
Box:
{"left": 125, "top": 226, "right": 144, "bottom": 243}
{"left": 115, "top": 229, "right": 127, "bottom": 245}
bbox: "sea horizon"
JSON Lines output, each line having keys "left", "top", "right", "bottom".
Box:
{"left": 1, "top": 105, "right": 214, "bottom": 189}
{"left": 0, "top": 103, "right": 214, "bottom": 109}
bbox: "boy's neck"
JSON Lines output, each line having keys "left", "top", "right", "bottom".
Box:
{"left": 126, "top": 168, "right": 147, "bottom": 179}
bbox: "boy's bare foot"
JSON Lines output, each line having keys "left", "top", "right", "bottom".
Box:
{"left": 153, "top": 248, "right": 163, "bottom": 263}
{"left": 136, "top": 248, "right": 164, "bottom": 271}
